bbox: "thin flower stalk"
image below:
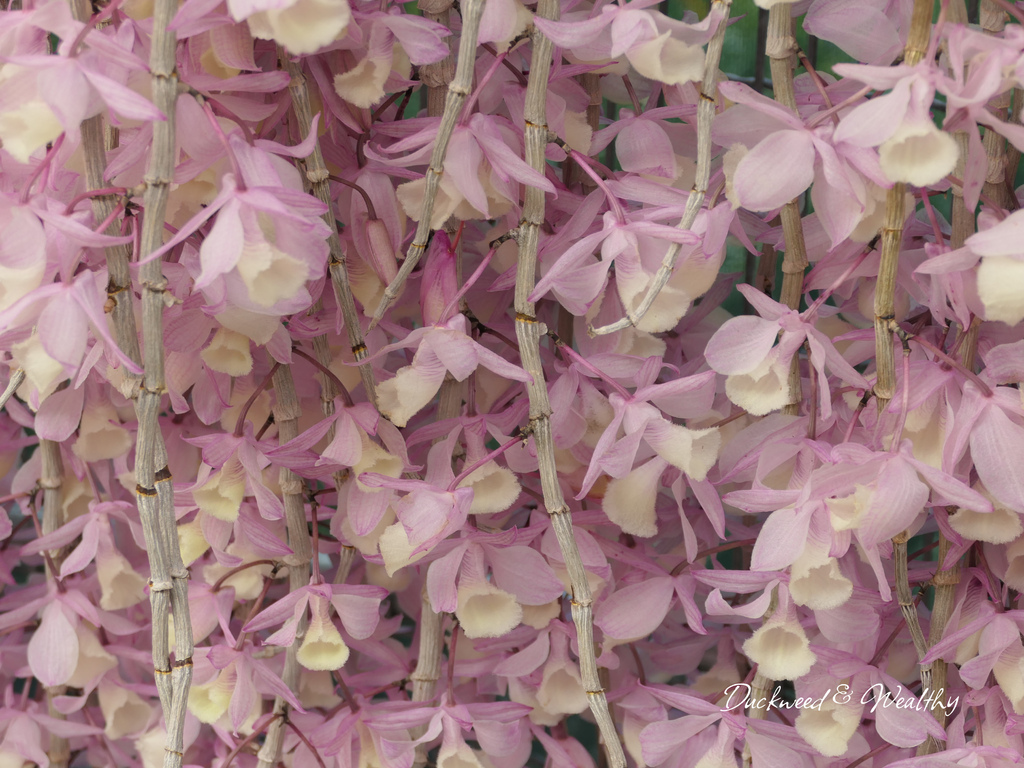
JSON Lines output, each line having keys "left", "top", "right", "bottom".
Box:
{"left": 590, "top": 0, "right": 732, "bottom": 336}
{"left": 875, "top": 0, "right": 933, "bottom": 410}
{"left": 370, "top": 0, "right": 487, "bottom": 328}
{"left": 518, "top": 2, "right": 625, "bottom": 765}
{"left": 255, "top": 362, "right": 311, "bottom": 768}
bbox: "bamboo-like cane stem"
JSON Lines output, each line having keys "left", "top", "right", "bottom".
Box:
{"left": 409, "top": 50, "right": 462, "bottom": 750}
{"left": 281, "top": 56, "right": 377, "bottom": 405}
{"left": 947, "top": 1, "right": 975, "bottom": 252}
{"left": 917, "top": 319, "right": 976, "bottom": 755}
{"left": 590, "top": 0, "right": 731, "bottom": 337}
{"left": 256, "top": 565, "right": 309, "bottom": 768}
{"left": 71, "top": 0, "right": 143, "bottom": 386}
{"left": 135, "top": 1, "right": 194, "bottom": 764}
{"left": 1005, "top": 88, "right": 1023, "bottom": 200}
{"left": 369, "top": 0, "right": 486, "bottom": 329}
{"left": 742, "top": 589, "right": 778, "bottom": 768}
{"left": 255, "top": 363, "right": 310, "bottom": 768}
{"left": 875, "top": 0, "right": 932, "bottom": 411}
{"left": 766, "top": 4, "right": 808, "bottom": 415}
{"left": 40, "top": 439, "right": 68, "bottom": 768}
{"left": 517, "top": 3, "right": 625, "bottom": 765}
{"left": 980, "top": 0, "right": 1012, "bottom": 209}
{"left": 255, "top": 54, "right": 363, "bottom": 764}
{"left": 894, "top": 530, "right": 930, "bottom": 679}
{"left": 0, "top": 370, "right": 25, "bottom": 411}
{"left": 410, "top": 589, "right": 446, "bottom": 703}
{"left": 418, "top": 0, "right": 456, "bottom": 119}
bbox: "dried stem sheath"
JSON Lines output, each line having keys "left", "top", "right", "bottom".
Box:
{"left": 135, "top": 0, "right": 194, "bottom": 764}
{"left": 590, "top": 0, "right": 731, "bottom": 336}
{"left": 875, "top": 0, "right": 932, "bottom": 410}
{"left": 370, "top": 0, "right": 486, "bottom": 328}
{"left": 517, "top": 2, "right": 625, "bottom": 765}
{"left": 281, "top": 56, "right": 377, "bottom": 405}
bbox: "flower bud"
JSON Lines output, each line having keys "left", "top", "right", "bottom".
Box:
{"left": 420, "top": 231, "right": 458, "bottom": 326}
{"left": 365, "top": 218, "right": 398, "bottom": 284}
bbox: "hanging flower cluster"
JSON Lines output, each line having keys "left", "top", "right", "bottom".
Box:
{"left": 3, "top": 0, "right": 1024, "bottom": 766}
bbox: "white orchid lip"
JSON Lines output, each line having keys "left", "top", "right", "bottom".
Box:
{"left": 742, "top": 617, "right": 816, "bottom": 681}
{"left": 879, "top": 119, "right": 959, "bottom": 186}
{"left": 456, "top": 580, "right": 523, "bottom": 639}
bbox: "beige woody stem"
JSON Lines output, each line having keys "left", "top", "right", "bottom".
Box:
{"left": 590, "top": 0, "right": 732, "bottom": 336}
{"left": 766, "top": 4, "right": 808, "bottom": 415}
{"left": 875, "top": 0, "right": 932, "bottom": 410}
{"left": 134, "top": 0, "right": 194, "bottom": 764}
{"left": 281, "top": 55, "right": 378, "bottom": 406}
{"left": 517, "top": 1, "right": 625, "bottom": 765}
{"left": 370, "top": 0, "right": 486, "bottom": 329}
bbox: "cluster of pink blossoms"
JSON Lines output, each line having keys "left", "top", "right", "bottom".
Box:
{"left": 3, "top": 0, "right": 1024, "bottom": 766}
